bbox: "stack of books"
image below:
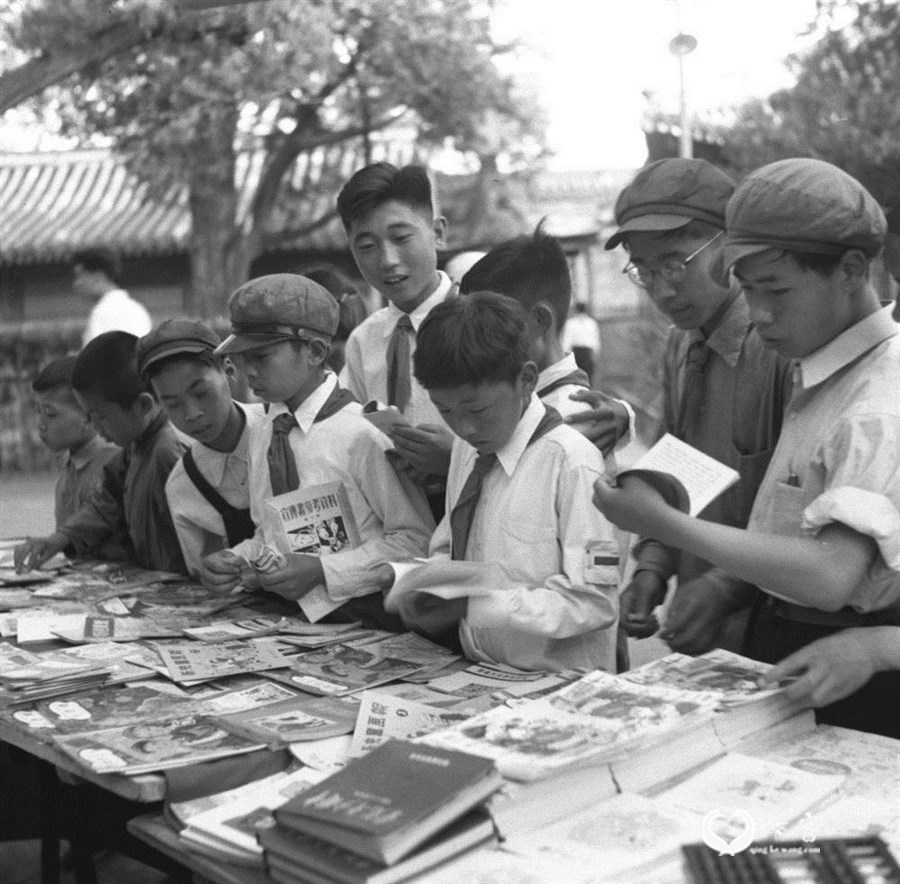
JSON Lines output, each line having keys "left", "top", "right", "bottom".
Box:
{"left": 258, "top": 739, "right": 502, "bottom": 883}
{"left": 0, "top": 643, "right": 113, "bottom": 705}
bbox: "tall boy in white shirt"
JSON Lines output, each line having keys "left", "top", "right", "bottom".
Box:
{"left": 383, "top": 292, "right": 620, "bottom": 672}
{"left": 136, "top": 318, "right": 265, "bottom": 576}
{"left": 200, "top": 274, "right": 435, "bottom": 627}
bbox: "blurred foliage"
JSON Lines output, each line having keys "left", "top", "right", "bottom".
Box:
{"left": 715, "top": 0, "right": 900, "bottom": 207}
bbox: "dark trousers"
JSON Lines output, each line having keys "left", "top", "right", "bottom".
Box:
{"left": 744, "top": 603, "right": 900, "bottom": 739}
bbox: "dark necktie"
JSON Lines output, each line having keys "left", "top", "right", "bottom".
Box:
{"left": 449, "top": 405, "right": 564, "bottom": 560}
{"left": 677, "top": 339, "right": 712, "bottom": 442}
{"left": 450, "top": 453, "right": 498, "bottom": 560}
{"left": 386, "top": 314, "right": 414, "bottom": 411}
{"left": 267, "top": 413, "right": 300, "bottom": 496}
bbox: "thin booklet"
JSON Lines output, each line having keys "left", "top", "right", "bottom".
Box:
{"left": 616, "top": 432, "right": 739, "bottom": 516}
{"left": 262, "top": 481, "right": 361, "bottom": 623}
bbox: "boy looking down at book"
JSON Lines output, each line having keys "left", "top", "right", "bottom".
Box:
{"left": 458, "top": 223, "right": 634, "bottom": 469}
{"left": 199, "top": 274, "right": 434, "bottom": 627}
{"left": 381, "top": 291, "right": 620, "bottom": 673}
{"left": 15, "top": 332, "right": 187, "bottom": 573}
{"left": 136, "top": 318, "right": 266, "bottom": 576}
{"left": 29, "top": 355, "right": 119, "bottom": 527}
{"left": 603, "top": 158, "right": 792, "bottom": 655}
{"left": 337, "top": 163, "right": 456, "bottom": 495}
{"left": 594, "top": 159, "right": 900, "bottom": 737}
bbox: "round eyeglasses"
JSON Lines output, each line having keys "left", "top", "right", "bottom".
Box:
{"left": 622, "top": 230, "right": 723, "bottom": 289}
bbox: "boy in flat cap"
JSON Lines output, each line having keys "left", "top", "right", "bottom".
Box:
{"left": 200, "top": 274, "right": 434, "bottom": 627}
{"left": 137, "top": 318, "right": 266, "bottom": 576}
{"left": 595, "top": 158, "right": 900, "bottom": 737}
{"left": 604, "top": 158, "right": 792, "bottom": 656}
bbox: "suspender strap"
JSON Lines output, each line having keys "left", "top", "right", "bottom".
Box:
{"left": 181, "top": 448, "right": 256, "bottom": 546}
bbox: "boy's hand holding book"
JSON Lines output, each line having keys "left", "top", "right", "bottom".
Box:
{"left": 592, "top": 472, "right": 672, "bottom": 535}
{"left": 199, "top": 550, "right": 248, "bottom": 592}
{"left": 14, "top": 533, "right": 68, "bottom": 573}
{"left": 390, "top": 423, "right": 454, "bottom": 477}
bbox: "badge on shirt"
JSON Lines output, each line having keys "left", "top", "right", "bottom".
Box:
{"left": 584, "top": 540, "right": 619, "bottom": 585}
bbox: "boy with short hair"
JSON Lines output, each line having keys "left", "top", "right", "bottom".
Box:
{"left": 458, "top": 223, "right": 634, "bottom": 463}
{"left": 337, "top": 162, "right": 456, "bottom": 485}
{"left": 199, "top": 274, "right": 434, "bottom": 625}
{"left": 602, "top": 158, "right": 792, "bottom": 654}
{"left": 15, "top": 332, "right": 187, "bottom": 574}
{"left": 384, "top": 292, "right": 620, "bottom": 673}
{"left": 594, "top": 158, "right": 900, "bottom": 737}
{"left": 136, "top": 318, "right": 266, "bottom": 576}
{"left": 30, "top": 355, "right": 119, "bottom": 526}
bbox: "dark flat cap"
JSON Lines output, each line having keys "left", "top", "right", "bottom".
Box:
{"left": 605, "top": 158, "right": 735, "bottom": 249}
{"left": 136, "top": 318, "right": 220, "bottom": 376}
{"left": 720, "top": 158, "right": 887, "bottom": 275}
{"left": 216, "top": 274, "right": 340, "bottom": 355}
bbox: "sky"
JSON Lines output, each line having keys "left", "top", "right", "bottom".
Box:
{"left": 492, "top": 0, "right": 823, "bottom": 170}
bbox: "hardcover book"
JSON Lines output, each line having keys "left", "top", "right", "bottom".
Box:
{"left": 274, "top": 739, "right": 502, "bottom": 865}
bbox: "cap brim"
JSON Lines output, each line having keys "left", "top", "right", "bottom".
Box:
{"left": 712, "top": 240, "right": 778, "bottom": 286}
{"left": 138, "top": 341, "right": 213, "bottom": 374}
{"left": 214, "top": 333, "right": 289, "bottom": 356}
{"left": 604, "top": 214, "right": 694, "bottom": 250}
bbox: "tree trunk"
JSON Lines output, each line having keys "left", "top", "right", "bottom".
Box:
{"left": 185, "top": 104, "right": 251, "bottom": 317}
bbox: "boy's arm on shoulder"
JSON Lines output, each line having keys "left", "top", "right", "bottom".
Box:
{"left": 467, "top": 457, "right": 618, "bottom": 639}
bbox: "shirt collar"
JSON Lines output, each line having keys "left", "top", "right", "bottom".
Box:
{"left": 797, "top": 305, "right": 899, "bottom": 389}
{"left": 383, "top": 272, "right": 453, "bottom": 335}
{"left": 537, "top": 353, "right": 579, "bottom": 390}
{"left": 65, "top": 434, "right": 113, "bottom": 471}
{"left": 495, "top": 394, "right": 545, "bottom": 476}
{"left": 190, "top": 403, "right": 250, "bottom": 486}
{"left": 270, "top": 372, "right": 337, "bottom": 434}
{"left": 687, "top": 292, "right": 748, "bottom": 367}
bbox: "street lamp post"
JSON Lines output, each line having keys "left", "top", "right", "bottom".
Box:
{"left": 669, "top": 31, "right": 697, "bottom": 159}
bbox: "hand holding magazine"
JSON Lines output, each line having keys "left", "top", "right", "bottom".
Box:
{"left": 616, "top": 433, "right": 739, "bottom": 517}
{"left": 385, "top": 560, "right": 503, "bottom": 612}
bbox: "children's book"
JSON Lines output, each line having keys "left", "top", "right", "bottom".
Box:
{"left": 179, "top": 766, "right": 327, "bottom": 865}
{"left": 51, "top": 713, "right": 265, "bottom": 775}
{"left": 260, "top": 807, "right": 495, "bottom": 884}
{"left": 260, "top": 481, "right": 361, "bottom": 623}
{"left": 426, "top": 664, "right": 581, "bottom": 702}
{"left": 149, "top": 637, "right": 291, "bottom": 684}
{"left": 615, "top": 432, "right": 739, "bottom": 516}
{"left": 274, "top": 739, "right": 502, "bottom": 865}
{"left": 215, "top": 694, "right": 360, "bottom": 747}
{"left": 420, "top": 670, "right": 719, "bottom": 782}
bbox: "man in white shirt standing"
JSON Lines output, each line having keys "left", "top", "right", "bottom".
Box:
{"left": 74, "top": 248, "right": 152, "bottom": 346}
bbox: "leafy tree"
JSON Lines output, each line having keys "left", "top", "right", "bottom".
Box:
{"left": 3, "top": 0, "right": 544, "bottom": 315}
{"left": 715, "top": 0, "right": 900, "bottom": 207}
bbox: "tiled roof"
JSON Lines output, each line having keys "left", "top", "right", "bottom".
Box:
{"left": 0, "top": 147, "right": 624, "bottom": 266}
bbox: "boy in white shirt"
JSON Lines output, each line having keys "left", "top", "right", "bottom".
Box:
{"left": 383, "top": 292, "right": 620, "bottom": 672}
{"left": 136, "top": 318, "right": 265, "bottom": 576}
{"left": 200, "top": 274, "right": 435, "bottom": 627}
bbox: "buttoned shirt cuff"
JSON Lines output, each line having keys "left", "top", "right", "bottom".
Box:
{"left": 614, "top": 398, "right": 636, "bottom": 450}
{"left": 803, "top": 487, "right": 900, "bottom": 571}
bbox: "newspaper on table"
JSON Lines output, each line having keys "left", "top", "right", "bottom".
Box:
{"left": 266, "top": 632, "right": 455, "bottom": 696}
{"left": 52, "top": 713, "right": 265, "bottom": 775}
{"left": 420, "top": 670, "right": 720, "bottom": 782}
{"left": 258, "top": 481, "right": 361, "bottom": 623}
{"left": 149, "top": 637, "right": 291, "bottom": 683}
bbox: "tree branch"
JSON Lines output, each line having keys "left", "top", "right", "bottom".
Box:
{"left": 263, "top": 207, "right": 341, "bottom": 249}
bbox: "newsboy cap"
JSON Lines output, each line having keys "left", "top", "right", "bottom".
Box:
{"left": 136, "top": 318, "right": 221, "bottom": 376}
{"left": 216, "top": 274, "right": 340, "bottom": 356}
{"left": 719, "top": 158, "right": 887, "bottom": 275}
{"left": 605, "top": 158, "right": 735, "bottom": 250}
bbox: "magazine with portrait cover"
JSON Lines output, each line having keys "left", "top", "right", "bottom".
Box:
{"left": 52, "top": 712, "right": 265, "bottom": 775}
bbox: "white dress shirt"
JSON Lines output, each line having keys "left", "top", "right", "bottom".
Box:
{"left": 231, "top": 373, "right": 435, "bottom": 602}
{"left": 339, "top": 272, "right": 454, "bottom": 426}
{"left": 165, "top": 402, "right": 265, "bottom": 575}
{"left": 407, "top": 395, "right": 620, "bottom": 672}
{"left": 82, "top": 288, "right": 152, "bottom": 345}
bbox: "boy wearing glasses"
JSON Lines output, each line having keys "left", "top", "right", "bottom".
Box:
{"left": 605, "top": 159, "right": 791, "bottom": 655}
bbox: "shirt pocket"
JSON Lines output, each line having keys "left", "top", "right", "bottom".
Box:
{"left": 730, "top": 447, "right": 777, "bottom": 526}
{"left": 497, "top": 515, "right": 558, "bottom": 568}
{"left": 770, "top": 481, "right": 807, "bottom": 537}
